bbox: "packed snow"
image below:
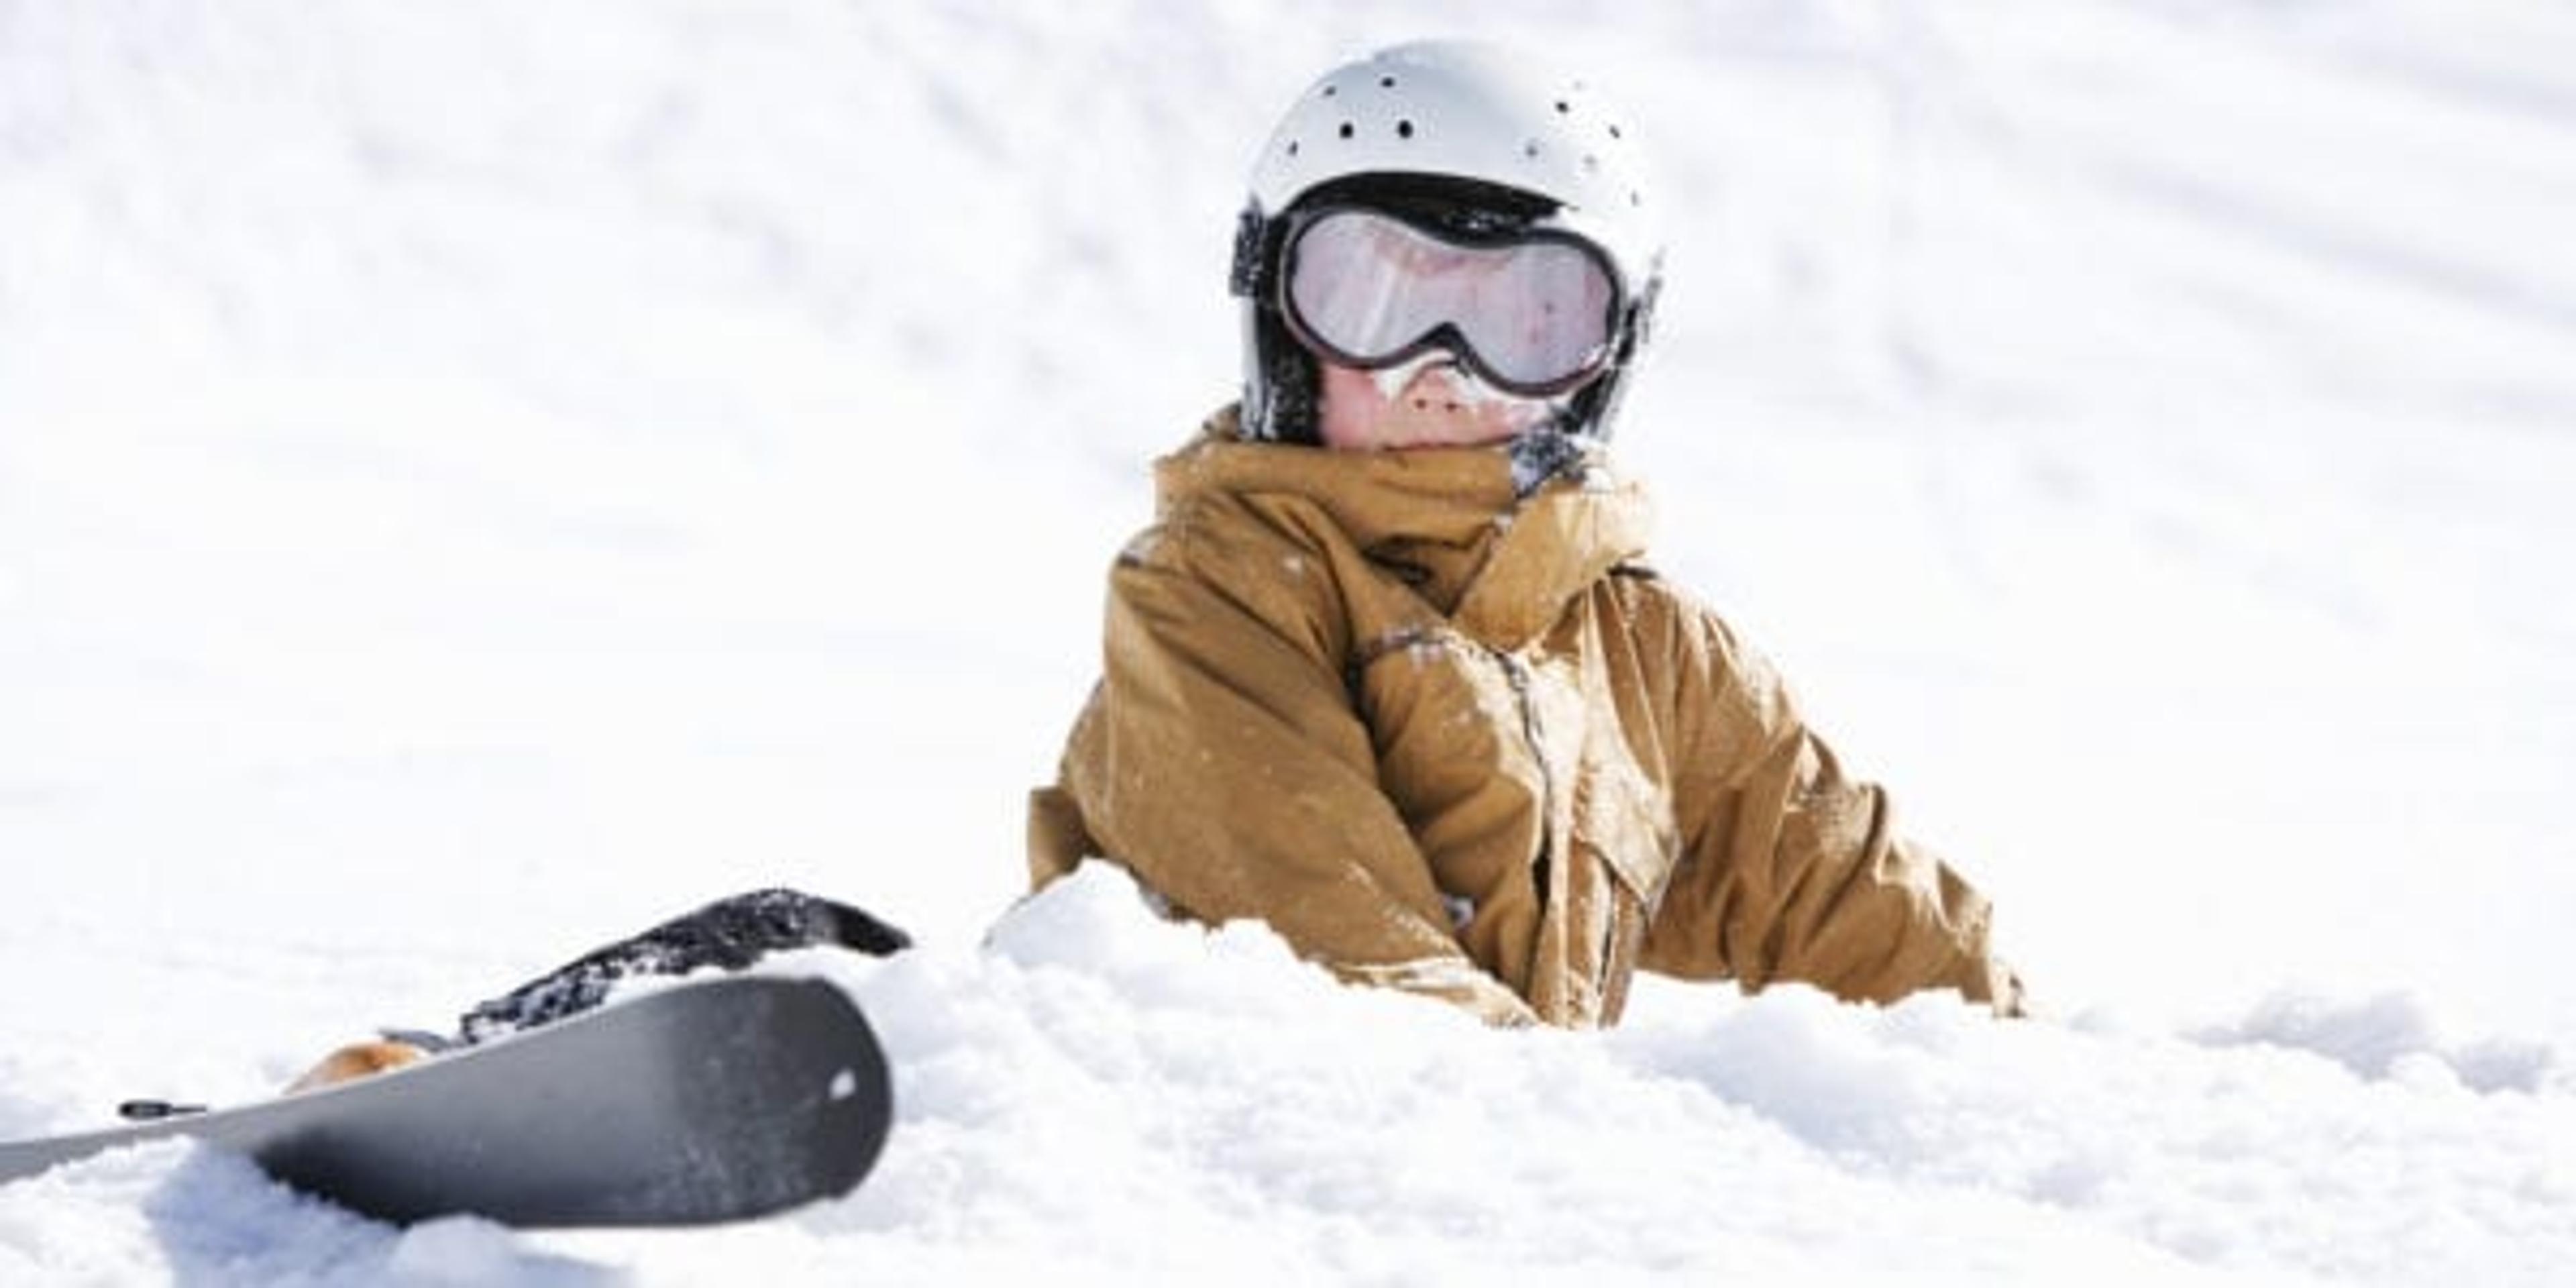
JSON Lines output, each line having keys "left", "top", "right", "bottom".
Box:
{"left": 5, "top": 1, "right": 2573, "bottom": 1283}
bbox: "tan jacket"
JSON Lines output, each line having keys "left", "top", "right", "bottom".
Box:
{"left": 1030, "top": 410, "right": 2022, "bottom": 1027}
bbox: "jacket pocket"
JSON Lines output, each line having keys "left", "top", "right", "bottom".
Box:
{"left": 1574, "top": 745, "right": 1680, "bottom": 912}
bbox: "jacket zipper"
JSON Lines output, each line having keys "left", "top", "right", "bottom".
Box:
{"left": 1494, "top": 650, "right": 1556, "bottom": 912}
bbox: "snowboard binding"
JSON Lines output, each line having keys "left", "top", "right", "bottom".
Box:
{"left": 149, "top": 888, "right": 912, "bottom": 1112}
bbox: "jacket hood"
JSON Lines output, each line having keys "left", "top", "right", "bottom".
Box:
{"left": 1156, "top": 407, "right": 1654, "bottom": 650}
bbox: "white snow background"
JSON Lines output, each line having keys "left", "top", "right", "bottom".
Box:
{"left": 4, "top": 1, "right": 2574, "bottom": 1283}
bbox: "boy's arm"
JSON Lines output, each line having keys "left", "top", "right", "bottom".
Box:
{"left": 1640, "top": 602, "right": 2025, "bottom": 1015}
{"left": 1039, "top": 526, "right": 1539, "bottom": 1027}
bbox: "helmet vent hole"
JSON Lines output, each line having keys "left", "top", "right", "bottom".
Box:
{"left": 1338, "top": 121, "right": 1354, "bottom": 140}
{"left": 1396, "top": 119, "right": 1415, "bottom": 140}
{"left": 1322, "top": 85, "right": 1338, "bottom": 98}
{"left": 1523, "top": 139, "right": 1542, "bottom": 158}
{"left": 1380, "top": 74, "right": 1397, "bottom": 88}
{"left": 1287, "top": 141, "right": 1301, "bottom": 157}
{"left": 1608, "top": 123, "right": 1623, "bottom": 140}
{"left": 1554, "top": 100, "right": 1570, "bottom": 114}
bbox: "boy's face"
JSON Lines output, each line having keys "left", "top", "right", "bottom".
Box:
{"left": 1314, "top": 352, "right": 1563, "bottom": 451}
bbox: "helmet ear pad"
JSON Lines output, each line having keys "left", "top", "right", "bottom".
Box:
{"left": 1563, "top": 273, "right": 1658, "bottom": 444}
{"left": 1231, "top": 201, "right": 1320, "bottom": 445}
{"left": 1242, "top": 300, "right": 1321, "bottom": 445}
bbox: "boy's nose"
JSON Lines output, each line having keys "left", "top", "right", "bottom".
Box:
{"left": 1397, "top": 358, "right": 1477, "bottom": 416}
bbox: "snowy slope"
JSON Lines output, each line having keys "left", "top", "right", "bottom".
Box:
{"left": 4, "top": 1, "right": 2573, "bottom": 1283}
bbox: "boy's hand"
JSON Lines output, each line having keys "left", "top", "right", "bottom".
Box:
{"left": 286, "top": 1038, "right": 428, "bottom": 1092}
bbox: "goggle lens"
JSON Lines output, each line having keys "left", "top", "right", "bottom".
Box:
{"left": 1283, "top": 209, "right": 1619, "bottom": 395}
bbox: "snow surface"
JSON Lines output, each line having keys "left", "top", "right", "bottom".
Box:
{"left": 5, "top": 1, "right": 2574, "bottom": 1283}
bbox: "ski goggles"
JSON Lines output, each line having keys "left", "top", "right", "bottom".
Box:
{"left": 1277, "top": 207, "right": 1624, "bottom": 397}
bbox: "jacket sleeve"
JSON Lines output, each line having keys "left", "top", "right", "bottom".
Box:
{"left": 1639, "top": 601, "right": 2025, "bottom": 1015}
{"left": 1036, "top": 511, "right": 1540, "bottom": 1027}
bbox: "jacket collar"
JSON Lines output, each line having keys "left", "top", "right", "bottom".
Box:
{"left": 1156, "top": 407, "right": 1654, "bottom": 650}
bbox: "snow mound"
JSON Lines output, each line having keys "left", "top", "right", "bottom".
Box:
{"left": 763, "top": 867, "right": 2571, "bottom": 1285}
{"left": 5, "top": 870, "right": 2570, "bottom": 1284}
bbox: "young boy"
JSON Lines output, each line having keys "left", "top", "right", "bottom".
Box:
{"left": 1026, "top": 40, "right": 2024, "bottom": 1028}
{"left": 288, "top": 42, "right": 2019, "bottom": 1093}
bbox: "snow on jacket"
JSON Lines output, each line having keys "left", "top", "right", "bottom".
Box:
{"left": 1028, "top": 409, "right": 2023, "bottom": 1027}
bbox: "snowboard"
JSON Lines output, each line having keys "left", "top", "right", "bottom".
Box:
{"left": 0, "top": 974, "right": 894, "bottom": 1228}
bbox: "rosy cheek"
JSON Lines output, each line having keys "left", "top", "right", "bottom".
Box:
{"left": 1316, "top": 364, "right": 1388, "bottom": 447}
{"left": 1481, "top": 396, "right": 1545, "bottom": 435}
{"left": 1321, "top": 362, "right": 1381, "bottom": 409}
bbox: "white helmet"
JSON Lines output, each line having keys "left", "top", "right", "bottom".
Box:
{"left": 1228, "top": 40, "right": 1665, "bottom": 443}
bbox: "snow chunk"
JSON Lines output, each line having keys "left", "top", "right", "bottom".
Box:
{"left": 981, "top": 860, "right": 1324, "bottom": 1012}
{"left": 0, "top": 1142, "right": 388, "bottom": 1284}
{"left": 2193, "top": 989, "right": 2559, "bottom": 1093}
{"left": 384, "top": 1215, "right": 610, "bottom": 1286}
